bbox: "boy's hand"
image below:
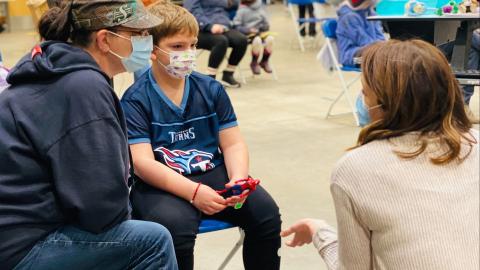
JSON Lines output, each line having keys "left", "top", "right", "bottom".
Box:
{"left": 211, "top": 24, "right": 225, "bottom": 34}
{"left": 192, "top": 184, "right": 226, "bottom": 215}
{"left": 280, "top": 219, "right": 328, "bottom": 247}
{"left": 224, "top": 180, "right": 248, "bottom": 207}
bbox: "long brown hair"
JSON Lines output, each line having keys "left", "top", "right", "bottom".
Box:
{"left": 354, "top": 39, "right": 476, "bottom": 164}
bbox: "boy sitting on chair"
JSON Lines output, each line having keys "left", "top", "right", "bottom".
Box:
{"left": 233, "top": 0, "right": 275, "bottom": 74}
{"left": 120, "top": 2, "right": 281, "bottom": 270}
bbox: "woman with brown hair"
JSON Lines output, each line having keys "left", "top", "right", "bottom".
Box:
{"left": 281, "top": 39, "right": 479, "bottom": 270}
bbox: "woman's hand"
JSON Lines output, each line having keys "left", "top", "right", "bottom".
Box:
{"left": 280, "top": 219, "right": 328, "bottom": 247}
{"left": 211, "top": 24, "right": 225, "bottom": 34}
{"left": 192, "top": 184, "right": 227, "bottom": 215}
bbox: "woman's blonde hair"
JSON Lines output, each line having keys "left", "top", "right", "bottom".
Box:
{"left": 147, "top": 1, "right": 199, "bottom": 45}
{"left": 354, "top": 39, "right": 476, "bottom": 164}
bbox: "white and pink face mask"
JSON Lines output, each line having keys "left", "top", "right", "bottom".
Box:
{"left": 156, "top": 46, "right": 197, "bottom": 79}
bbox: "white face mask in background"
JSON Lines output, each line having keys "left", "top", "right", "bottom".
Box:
{"left": 156, "top": 46, "right": 197, "bottom": 79}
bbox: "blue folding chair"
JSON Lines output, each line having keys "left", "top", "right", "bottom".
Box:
{"left": 198, "top": 219, "right": 245, "bottom": 270}
{"left": 287, "top": 0, "right": 332, "bottom": 52}
{"left": 320, "top": 19, "right": 361, "bottom": 126}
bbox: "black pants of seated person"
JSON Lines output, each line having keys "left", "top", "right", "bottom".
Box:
{"left": 197, "top": 29, "right": 248, "bottom": 69}
{"left": 130, "top": 164, "right": 281, "bottom": 270}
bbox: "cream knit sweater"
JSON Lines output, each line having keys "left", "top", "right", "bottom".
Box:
{"left": 314, "top": 129, "right": 479, "bottom": 270}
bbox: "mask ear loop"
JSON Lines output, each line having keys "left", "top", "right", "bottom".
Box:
{"left": 154, "top": 46, "right": 172, "bottom": 68}
{"left": 106, "top": 31, "right": 132, "bottom": 59}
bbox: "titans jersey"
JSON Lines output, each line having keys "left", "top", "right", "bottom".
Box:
{"left": 121, "top": 70, "right": 238, "bottom": 176}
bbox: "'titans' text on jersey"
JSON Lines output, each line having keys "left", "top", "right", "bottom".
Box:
{"left": 169, "top": 127, "right": 196, "bottom": 143}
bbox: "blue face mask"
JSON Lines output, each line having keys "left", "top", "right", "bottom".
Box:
{"left": 356, "top": 93, "right": 382, "bottom": 127}
{"left": 108, "top": 31, "right": 153, "bottom": 73}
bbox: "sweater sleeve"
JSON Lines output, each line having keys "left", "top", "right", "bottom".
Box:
{"left": 336, "top": 13, "right": 379, "bottom": 66}
{"left": 328, "top": 183, "right": 372, "bottom": 270}
{"left": 374, "top": 21, "right": 386, "bottom": 41}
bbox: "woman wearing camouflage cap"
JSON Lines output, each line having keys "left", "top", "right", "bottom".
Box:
{"left": 0, "top": 1, "right": 178, "bottom": 269}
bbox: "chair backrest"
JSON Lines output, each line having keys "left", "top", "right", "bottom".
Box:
{"left": 321, "top": 18, "right": 337, "bottom": 39}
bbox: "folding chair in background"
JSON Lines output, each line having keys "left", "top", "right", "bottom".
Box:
{"left": 318, "top": 18, "right": 361, "bottom": 126}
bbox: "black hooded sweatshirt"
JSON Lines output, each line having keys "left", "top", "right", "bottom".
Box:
{"left": 0, "top": 41, "right": 131, "bottom": 269}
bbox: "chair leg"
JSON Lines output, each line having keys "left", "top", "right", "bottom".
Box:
{"left": 218, "top": 229, "right": 245, "bottom": 270}
{"left": 237, "top": 66, "right": 247, "bottom": 84}
{"left": 271, "top": 61, "right": 279, "bottom": 81}
{"left": 325, "top": 68, "right": 360, "bottom": 126}
{"left": 288, "top": 4, "right": 305, "bottom": 52}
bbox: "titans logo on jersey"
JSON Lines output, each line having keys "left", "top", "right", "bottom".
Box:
{"left": 154, "top": 147, "right": 215, "bottom": 175}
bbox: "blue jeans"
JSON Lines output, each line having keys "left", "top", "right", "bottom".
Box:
{"left": 14, "top": 220, "right": 178, "bottom": 270}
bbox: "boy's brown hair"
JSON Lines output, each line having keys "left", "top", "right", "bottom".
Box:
{"left": 147, "top": 1, "right": 199, "bottom": 45}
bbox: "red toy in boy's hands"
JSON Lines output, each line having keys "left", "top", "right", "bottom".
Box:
{"left": 217, "top": 177, "right": 260, "bottom": 199}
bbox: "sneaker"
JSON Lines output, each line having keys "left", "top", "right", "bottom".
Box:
{"left": 250, "top": 61, "right": 261, "bottom": 75}
{"left": 221, "top": 71, "right": 241, "bottom": 88}
{"left": 465, "top": 105, "right": 480, "bottom": 124}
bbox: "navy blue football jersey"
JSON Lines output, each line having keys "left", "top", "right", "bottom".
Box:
{"left": 121, "top": 70, "right": 238, "bottom": 176}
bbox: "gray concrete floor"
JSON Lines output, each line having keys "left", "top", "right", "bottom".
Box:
{"left": 0, "top": 3, "right": 478, "bottom": 270}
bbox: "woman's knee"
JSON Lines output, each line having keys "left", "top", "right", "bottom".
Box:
{"left": 229, "top": 32, "right": 248, "bottom": 49}
{"left": 211, "top": 35, "right": 229, "bottom": 50}
{"left": 121, "top": 220, "right": 178, "bottom": 269}
{"left": 122, "top": 220, "right": 173, "bottom": 246}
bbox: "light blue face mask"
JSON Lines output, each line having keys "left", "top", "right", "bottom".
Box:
{"left": 108, "top": 31, "right": 153, "bottom": 73}
{"left": 356, "top": 93, "right": 382, "bottom": 127}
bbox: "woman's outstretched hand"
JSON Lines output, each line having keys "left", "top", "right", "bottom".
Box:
{"left": 280, "top": 219, "right": 328, "bottom": 247}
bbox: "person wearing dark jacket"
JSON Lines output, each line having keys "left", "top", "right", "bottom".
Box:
{"left": 184, "top": 0, "right": 248, "bottom": 88}
{"left": 0, "top": 1, "right": 177, "bottom": 269}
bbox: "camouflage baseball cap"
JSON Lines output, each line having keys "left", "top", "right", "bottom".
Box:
{"left": 71, "top": 0, "right": 162, "bottom": 31}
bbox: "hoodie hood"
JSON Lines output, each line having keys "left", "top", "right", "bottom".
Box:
{"left": 7, "top": 41, "right": 107, "bottom": 86}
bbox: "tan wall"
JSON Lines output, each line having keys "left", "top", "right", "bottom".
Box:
{"left": 9, "top": 0, "right": 30, "bottom": 16}
{"left": 6, "top": 0, "right": 35, "bottom": 30}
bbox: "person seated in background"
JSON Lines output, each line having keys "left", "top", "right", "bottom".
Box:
{"left": 336, "top": 0, "right": 384, "bottom": 67}
{"left": 281, "top": 39, "right": 479, "bottom": 270}
{"left": 298, "top": 2, "right": 316, "bottom": 38}
{"left": 121, "top": 3, "right": 281, "bottom": 270}
{"left": 233, "top": 0, "right": 274, "bottom": 74}
{"left": 462, "top": 28, "right": 479, "bottom": 124}
{"left": 184, "top": 0, "right": 248, "bottom": 88}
